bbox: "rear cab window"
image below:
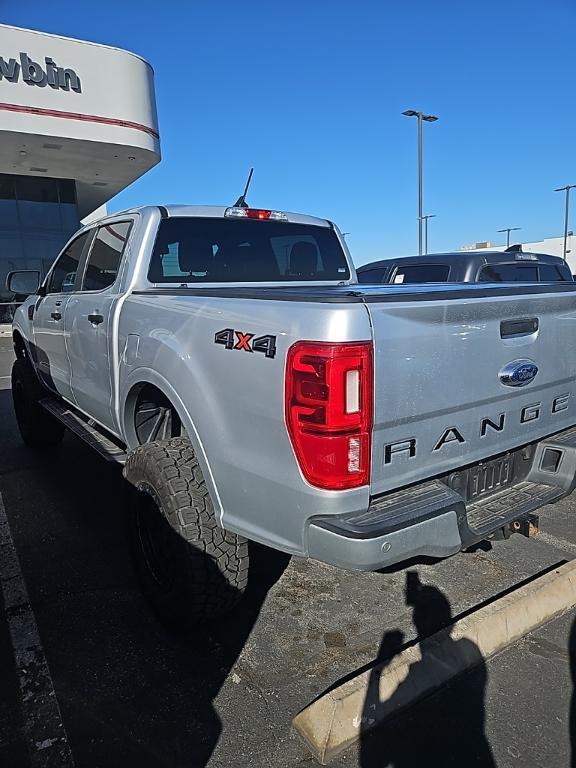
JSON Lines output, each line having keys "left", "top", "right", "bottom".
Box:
{"left": 148, "top": 217, "right": 350, "bottom": 283}
{"left": 477, "top": 262, "right": 571, "bottom": 282}
{"left": 391, "top": 264, "right": 450, "bottom": 283}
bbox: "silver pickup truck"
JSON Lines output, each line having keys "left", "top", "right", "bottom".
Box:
{"left": 8, "top": 204, "right": 576, "bottom": 626}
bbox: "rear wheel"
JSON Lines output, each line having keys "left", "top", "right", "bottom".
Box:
{"left": 11, "top": 357, "right": 65, "bottom": 450}
{"left": 124, "top": 437, "right": 249, "bottom": 628}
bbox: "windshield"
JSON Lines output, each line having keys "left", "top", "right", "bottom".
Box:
{"left": 148, "top": 217, "right": 350, "bottom": 283}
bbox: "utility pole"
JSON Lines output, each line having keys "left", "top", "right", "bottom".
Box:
{"left": 422, "top": 214, "right": 436, "bottom": 254}
{"left": 402, "top": 110, "right": 438, "bottom": 255}
{"left": 497, "top": 227, "right": 521, "bottom": 248}
{"left": 554, "top": 185, "right": 576, "bottom": 260}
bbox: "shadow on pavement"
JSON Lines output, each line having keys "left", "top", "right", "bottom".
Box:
{"left": 359, "top": 572, "right": 496, "bottom": 768}
{"left": 570, "top": 613, "right": 576, "bottom": 767}
{"left": 0, "top": 386, "right": 290, "bottom": 767}
{"left": 0, "top": 584, "right": 29, "bottom": 767}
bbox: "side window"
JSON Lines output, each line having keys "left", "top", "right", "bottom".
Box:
{"left": 539, "top": 263, "right": 572, "bottom": 282}
{"left": 81, "top": 221, "right": 132, "bottom": 292}
{"left": 357, "top": 268, "right": 386, "bottom": 284}
{"left": 392, "top": 264, "right": 450, "bottom": 283}
{"left": 47, "top": 231, "right": 90, "bottom": 294}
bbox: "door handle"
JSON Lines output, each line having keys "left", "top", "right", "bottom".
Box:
{"left": 50, "top": 311, "right": 62, "bottom": 321}
{"left": 500, "top": 318, "right": 538, "bottom": 339}
{"left": 88, "top": 313, "right": 104, "bottom": 325}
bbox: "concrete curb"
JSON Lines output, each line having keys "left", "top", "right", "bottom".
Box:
{"left": 293, "top": 560, "right": 576, "bottom": 764}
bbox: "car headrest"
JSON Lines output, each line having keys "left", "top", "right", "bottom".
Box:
{"left": 213, "top": 243, "right": 280, "bottom": 280}
{"left": 154, "top": 237, "right": 170, "bottom": 257}
{"left": 178, "top": 240, "right": 213, "bottom": 274}
{"left": 290, "top": 241, "right": 318, "bottom": 277}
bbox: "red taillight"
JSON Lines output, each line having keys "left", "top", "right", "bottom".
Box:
{"left": 285, "top": 341, "right": 373, "bottom": 490}
{"left": 245, "top": 208, "right": 272, "bottom": 219}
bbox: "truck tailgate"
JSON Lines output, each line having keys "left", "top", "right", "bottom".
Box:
{"left": 367, "top": 284, "right": 576, "bottom": 497}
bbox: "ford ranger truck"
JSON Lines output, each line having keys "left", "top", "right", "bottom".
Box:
{"left": 8, "top": 205, "right": 576, "bottom": 626}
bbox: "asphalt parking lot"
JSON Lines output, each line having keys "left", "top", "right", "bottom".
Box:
{"left": 0, "top": 333, "right": 576, "bottom": 768}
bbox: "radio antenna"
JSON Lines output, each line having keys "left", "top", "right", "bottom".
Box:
{"left": 234, "top": 167, "right": 254, "bottom": 208}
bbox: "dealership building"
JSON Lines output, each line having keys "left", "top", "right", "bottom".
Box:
{"left": 0, "top": 23, "right": 160, "bottom": 321}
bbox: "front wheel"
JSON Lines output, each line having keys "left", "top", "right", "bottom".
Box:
{"left": 124, "top": 437, "right": 249, "bottom": 628}
{"left": 11, "top": 357, "right": 65, "bottom": 450}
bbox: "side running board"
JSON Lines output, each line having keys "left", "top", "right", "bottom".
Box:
{"left": 40, "top": 397, "right": 127, "bottom": 464}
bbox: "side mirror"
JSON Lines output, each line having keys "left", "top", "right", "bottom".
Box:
{"left": 6, "top": 270, "right": 41, "bottom": 296}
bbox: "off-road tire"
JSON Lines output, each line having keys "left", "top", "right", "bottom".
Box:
{"left": 124, "top": 437, "right": 249, "bottom": 628}
{"left": 11, "top": 357, "right": 65, "bottom": 449}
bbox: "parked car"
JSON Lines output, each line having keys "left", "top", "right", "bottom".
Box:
{"left": 357, "top": 251, "right": 573, "bottom": 284}
{"left": 7, "top": 205, "right": 576, "bottom": 627}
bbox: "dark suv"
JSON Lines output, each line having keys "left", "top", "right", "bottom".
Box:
{"left": 356, "top": 251, "right": 573, "bottom": 284}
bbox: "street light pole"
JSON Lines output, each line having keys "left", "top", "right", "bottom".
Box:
{"left": 497, "top": 227, "right": 521, "bottom": 248}
{"left": 555, "top": 185, "right": 576, "bottom": 260}
{"left": 422, "top": 214, "right": 436, "bottom": 254}
{"left": 418, "top": 117, "right": 423, "bottom": 255}
{"left": 402, "top": 110, "right": 438, "bottom": 255}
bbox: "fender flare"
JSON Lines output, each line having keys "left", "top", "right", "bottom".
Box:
{"left": 12, "top": 326, "right": 41, "bottom": 380}
{"left": 120, "top": 367, "right": 224, "bottom": 523}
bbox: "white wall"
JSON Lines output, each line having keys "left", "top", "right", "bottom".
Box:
{"left": 0, "top": 24, "right": 159, "bottom": 154}
{"left": 461, "top": 235, "right": 576, "bottom": 274}
{"left": 0, "top": 24, "right": 161, "bottom": 216}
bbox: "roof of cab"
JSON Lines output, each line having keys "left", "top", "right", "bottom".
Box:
{"left": 357, "top": 251, "right": 568, "bottom": 270}
{"left": 87, "top": 205, "right": 332, "bottom": 229}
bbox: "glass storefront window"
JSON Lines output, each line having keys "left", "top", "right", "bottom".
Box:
{"left": 60, "top": 203, "right": 81, "bottom": 234}
{"left": 0, "top": 200, "right": 18, "bottom": 231}
{"left": 0, "top": 173, "right": 81, "bottom": 321}
{"left": 0, "top": 176, "right": 17, "bottom": 230}
{"left": 19, "top": 201, "right": 63, "bottom": 231}
{"left": 58, "top": 180, "right": 76, "bottom": 204}
{"left": 15, "top": 176, "right": 59, "bottom": 203}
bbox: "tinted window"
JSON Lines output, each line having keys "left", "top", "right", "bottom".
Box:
{"left": 58, "top": 180, "right": 77, "bottom": 205}
{"left": 82, "top": 221, "right": 132, "bottom": 291}
{"left": 0, "top": 176, "right": 17, "bottom": 230}
{"left": 539, "top": 263, "right": 572, "bottom": 281}
{"left": 148, "top": 218, "right": 350, "bottom": 283}
{"left": 357, "top": 268, "right": 386, "bottom": 284}
{"left": 478, "top": 263, "right": 539, "bottom": 282}
{"left": 0, "top": 174, "right": 81, "bottom": 320}
{"left": 391, "top": 264, "right": 450, "bottom": 283}
{"left": 47, "top": 232, "right": 90, "bottom": 293}
{"left": 15, "top": 176, "right": 58, "bottom": 204}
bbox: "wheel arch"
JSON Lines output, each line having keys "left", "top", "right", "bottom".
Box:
{"left": 12, "top": 329, "right": 28, "bottom": 359}
{"left": 126, "top": 381, "right": 182, "bottom": 444}
{"left": 121, "top": 369, "right": 224, "bottom": 521}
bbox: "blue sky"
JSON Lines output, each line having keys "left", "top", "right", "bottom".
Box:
{"left": 3, "top": 0, "right": 575, "bottom": 264}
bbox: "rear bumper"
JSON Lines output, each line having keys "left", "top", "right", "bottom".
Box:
{"left": 306, "top": 425, "right": 576, "bottom": 571}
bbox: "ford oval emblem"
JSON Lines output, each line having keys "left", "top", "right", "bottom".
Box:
{"left": 499, "top": 359, "right": 539, "bottom": 387}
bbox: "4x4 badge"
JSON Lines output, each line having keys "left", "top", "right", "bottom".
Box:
{"left": 214, "top": 328, "right": 276, "bottom": 359}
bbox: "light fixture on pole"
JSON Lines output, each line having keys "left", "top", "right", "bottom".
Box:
{"left": 421, "top": 214, "right": 436, "bottom": 254}
{"left": 402, "top": 110, "right": 438, "bottom": 256}
{"left": 497, "top": 227, "right": 521, "bottom": 248}
{"left": 554, "top": 185, "right": 576, "bottom": 260}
